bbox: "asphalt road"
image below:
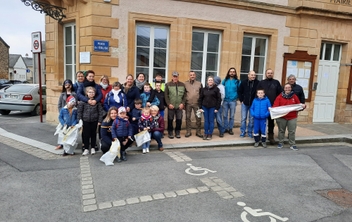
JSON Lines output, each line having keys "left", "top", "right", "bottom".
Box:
{"left": 1, "top": 135, "right": 352, "bottom": 222}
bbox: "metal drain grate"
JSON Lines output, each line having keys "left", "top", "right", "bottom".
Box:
{"left": 316, "top": 189, "right": 352, "bottom": 208}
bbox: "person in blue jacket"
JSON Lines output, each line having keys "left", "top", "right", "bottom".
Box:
{"left": 250, "top": 89, "right": 271, "bottom": 148}
{"left": 222, "top": 67, "right": 241, "bottom": 135}
{"left": 140, "top": 83, "right": 160, "bottom": 108}
{"left": 103, "top": 82, "right": 127, "bottom": 112}
{"left": 76, "top": 70, "right": 102, "bottom": 104}
{"left": 111, "top": 107, "right": 134, "bottom": 162}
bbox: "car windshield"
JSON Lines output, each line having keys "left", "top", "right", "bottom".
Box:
{"left": 0, "top": 79, "right": 8, "bottom": 84}
{"left": 6, "top": 85, "right": 35, "bottom": 93}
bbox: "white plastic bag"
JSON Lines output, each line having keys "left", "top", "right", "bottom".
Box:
{"left": 55, "top": 120, "right": 83, "bottom": 154}
{"left": 269, "top": 104, "right": 304, "bottom": 119}
{"left": 99, "top": 140, "right": 121, "bottom": 166}
{"left": 134, "top": 130, "right": 151, "bottom": 147}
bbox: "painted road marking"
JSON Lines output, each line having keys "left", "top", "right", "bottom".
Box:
{"left": 185, "top": 163, "right": 217, "bottom": 176}
{"left": 237, "top": 202, "right": 289, "bottom": 222}
{"left": 165, "top": 151, "right": 192, "bottom": 162}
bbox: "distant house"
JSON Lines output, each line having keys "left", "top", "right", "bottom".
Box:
{"left": 0, "top": 37, "right": 10, "bottom": 79}
{"left": 9, "top": 54, "right": 27, "bottom": 81}
{"left": 23, "top": 56, "right": 33, "bottom": 83}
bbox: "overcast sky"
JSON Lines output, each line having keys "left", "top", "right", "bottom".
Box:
{"left": 1, "top": 1, "right": 45, "bottom": 57}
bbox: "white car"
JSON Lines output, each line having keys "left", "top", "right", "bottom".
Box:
{"left": 0, "top": 84, "right": 46, "bottom": 116}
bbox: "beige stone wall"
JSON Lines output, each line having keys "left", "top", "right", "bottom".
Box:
{"left": 0, "top": 42, "right": 9, "bottom": 79}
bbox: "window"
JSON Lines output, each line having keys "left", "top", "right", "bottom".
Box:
{"left": 190, "top": 30, "right": 221, "bottom": 85}
{"left": 64, "top": 23, "right": 76, "bottom": 81}
{"left": 240, "top": 35, "right": 268, "bottom": 81}
{"left": 135, "top": 24, "right": 169, "bottom": 83}
{"left": 320, "top": 43, "right": 341, "bottom": 62}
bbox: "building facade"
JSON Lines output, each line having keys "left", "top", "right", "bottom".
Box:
{"left": 42, "top": 0, "right": 352, "bottom": 124}
{"left": 9, "top": 54, "right": 27, "bottom": 81}
{"left": 0, "top": 37, "right": 10, "bottom": 79}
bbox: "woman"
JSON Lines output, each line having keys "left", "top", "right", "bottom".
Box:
{"left": 123, "top": 74, "right": 140, "bottom": 113}
{"left": 134, "top": 73, "right": 147, "bottom": 93}
{"left": 100, "top": 107, "right": 118, "bottom": 154}
{"left": 99, "top": 75, "right": 112, "bottom": 104}
{"left": 77, "top": 70, "right": 103, "bottom": 105}
{"left": 198, "top": 76, "right": 221, "bottom": 140}
{"left": 150, "top": 105, "right": 165, "bottom": 151}
{"left": 104, "top": 82, "right": 127, "bottom": 111}
{"left": 273, "top": 83, "right": 306, "bottom": 150}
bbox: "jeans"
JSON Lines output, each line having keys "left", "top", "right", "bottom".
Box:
{"left": 142, "top": 132, "right": 152, "bottom": 149}
{"left": 240, "top": 103, "right": 254, "bottom": 135}
{"left": 152, "top": 131, "right": 163, "bottom": 148}
{"left": 216, "top": 106, "right": 225, "bottom": 134}
{"left": 223, "top": 100, "right": 237, "bottom": 130}
{"left": 203, "top": 106, "right": 215, "bottom": 135}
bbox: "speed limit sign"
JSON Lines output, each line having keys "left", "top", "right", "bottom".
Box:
{"left": 31, "top": 32, "right": 42, "bottom": 53}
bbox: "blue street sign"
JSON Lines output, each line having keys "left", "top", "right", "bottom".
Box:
{"left": 26, "top": 69, "right": 30, "bottom": 73}
{"left": 94, "top": 40, "right": 109, "bottom": 52}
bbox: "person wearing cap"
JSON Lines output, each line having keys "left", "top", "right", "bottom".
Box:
{"left": 164, "top": 71, "right": 186, "bottom": 139}
{"left": 111, "top": 106, "right": 134, "bottom": 161}
{"left": 57, "top": 95, "right": 78, "bottom": 155}
{"left": 214, "top": 76, "right": 226, "bottom": 137}
{"left": 58, "top": 79, "right": 77, "bottom": 112}
{"left": 184, "top": 71, "right": 203, "bottom": 138}
{"left": 238, "top": 70, "right": 259, "bottom": 138}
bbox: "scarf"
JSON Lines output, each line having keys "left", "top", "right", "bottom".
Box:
{"left": 153, "top": 114, "right": 160, "bottom": 128}
{"left": 282, "top": 91, "right": 295, "bottom": 99}
{"left": 100, "top": 82, "right": 109, "bottom": 90}
{"left": 83, "top": 79, "right": 96, "bottom": 88}
{"left": 135, "top": 79, "right": 147, "bottom": 90}
{"left": 124, "top": 83, "right": 131, "bottom": 94}
{"left": 112, "top": 89, "right": 121, "bottom": 103}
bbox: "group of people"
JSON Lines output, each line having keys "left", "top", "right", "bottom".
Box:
{"left": 55, "top": 67, "right": 306, "bottom": 159}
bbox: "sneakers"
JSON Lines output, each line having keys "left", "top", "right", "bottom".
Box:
{"left": 196, "top": 133, "right": 203, "bottom": 138}
{"left": 262, "top": 142, "right": 267, "bottom": 148}
{"left": 248, "top": 134, "right": 253, "bottom": 138}
{"left": 228, "top": 129, "right": 234, "bottom": 135}
{"left": 185, "top": 132, "right": 192, "bottom": 137}
{"left": 168, "top": 131, "right": 174, "bottom": 139}
{"left": 142, "top": 149, "right": 146, "bottom": 154}
{"left": 219, "top": 133, "right": 224, "bottom": 138}
{"left": 82, "top": 149, "right": 89, "bottom": 156}
{"left": 240, "top": 132, "right": 245, "bottom": 138}
{"left": 175, "top": 132, "right": 181, "bottom": 138}
{"left": 290, "top": 145, "right": 298, "bottom": 151}
{"left": 203, "top": 134, "right": 207, "bottom": 140}
{"left": 159, "top": 147, "right": 164, "bottom": 151}
{"left": 277, "top": 143, "right": 283, "bottom": 149}
{"left": 207, "top": 134, "right": 212, "bottom": 140}
{"left": 146, "top": 148, "right": 149, "bottom": 153}
{"left": 91, "top": 148, "right": 96, "bottom": 155}
{"left": 254, "top": 142, "right": 259, "bottom": 147}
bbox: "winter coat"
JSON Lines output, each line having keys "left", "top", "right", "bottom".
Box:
{"left": 273, "top": 92, "right": 301, "bottom": 120}
{"left": 123, "top": 84, "right": 140, "bottom": 111}
{"left": 154, "top": 90, "right": 166, "bottom": 111}
{"left": 164, "top": 81, "right": 186, "bottom": 108}
{"left": 257, "top": 78, "right": 282, "bottom": 105}
{"left": 184, "top": 80, "right": 203, "bottom": 105}
{"left": 291, "top": 83, "right": 305, "bottom": 104}
{"left": 58, "top": 106, "right": 78, "bottom": 126}
{"left": 103, "top": 90, "right": 127, "bottom": 111}
{"left": 250, "top": 96, "right": 271, "bottom": 120}
{"left": 138, "top": 114, "right": 155, "bottom": 132}
{"left": 140, "top": 91, "right": 160, "bottom": 108}
{"left": 73, "top": 82, "right": 83, "bottom": 93}
{"left": 238, "top": 78, "right": 259, "bottom": 106}
{"left": 151, "top": 114, "right": 165, "bottom": 133}
{"left": 222, "top": 78, "right": 240, "bottom": 102}
{"left": 131, "top": 108, "right": 142, "bottom": 125}
{"left": 198, "top": 85, "right": 221, "bottom": 110}
{"left": 111, "top": 117, "right": 133, "bottom": 138}
{"left": 77, "top": 102, "right": 104, "bottom": 123}
{"left": 77, "top": 81, "right": 103, "bottom": 103}
{"left": 58, "top": 92, "right": 77, "bottom": 112}
{"left": 100, "top": 119, "right": 113, "bottom": 144}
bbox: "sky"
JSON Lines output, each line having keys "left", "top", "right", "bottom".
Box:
{"left": 0, "top": 1, "right": 45, "bottom": 57}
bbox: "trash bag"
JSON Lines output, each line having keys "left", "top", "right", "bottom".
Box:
{"left": 134, "top": 130, "right": 151, "bottom": 147}
{"left": 99, "top": 140, "right": 121, "bottom": 166}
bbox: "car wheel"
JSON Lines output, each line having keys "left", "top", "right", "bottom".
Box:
{"left": 0, "top": 110, "right": 10, "bottom": 115}
{"left": 31, "top": 105, "right": 40, "bottom": 116}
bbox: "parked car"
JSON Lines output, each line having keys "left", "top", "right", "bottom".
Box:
{"left": 0, "top": 80, "right": 29, "bottom": 89}
{"left": 0, "top": 84, "right": 46, "bottom": 116}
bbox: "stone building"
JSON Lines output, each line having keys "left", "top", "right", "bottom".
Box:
{"left": 39, "top": 0, "right": 352, "bottom": 124}
{"left": 9, "top": 54, "right": 27, "bottom": 82}
{"left": 0, "top": 37, "right": 10, "bottom": 80}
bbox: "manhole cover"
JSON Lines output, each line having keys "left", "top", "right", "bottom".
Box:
{"left": 316, "top": 189, "right": 352, "bottom": 208}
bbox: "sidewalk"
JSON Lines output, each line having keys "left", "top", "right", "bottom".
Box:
{"left": 1, "top": 114, "right": 352, "bottom": 155}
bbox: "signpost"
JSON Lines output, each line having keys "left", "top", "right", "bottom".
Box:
{"left": 31, "top": 32, "right": 43, "bottom": 123}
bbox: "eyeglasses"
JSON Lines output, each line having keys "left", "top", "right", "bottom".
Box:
{"left": 87, "top": 91, "right": 95, "bottom": 94}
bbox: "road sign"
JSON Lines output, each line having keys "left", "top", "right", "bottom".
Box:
{"left": 94, "top": 40, "right": 109, "bottom": 52}
{"left": 31, "top": 32, "right": 42, "bottom": 53}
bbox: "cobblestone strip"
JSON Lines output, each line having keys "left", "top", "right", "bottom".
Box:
{"left": 165, "top": 151, "right": 192, "bottom": 162}
{"left": 200, "top": 177, "right": 244, "bottom": 199}
{"left": 80, "top": 157, "right": 98, "bottom": 212}
{"left": 0, "top": 135, "right": 62, "bottom": 160}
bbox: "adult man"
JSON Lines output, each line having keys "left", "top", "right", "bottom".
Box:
{"left": 222, "top": 67, "right": 241, "bottom": 135}
{"left": 287, "top": 74, "right": 305, "bottom": 104}
{"left": 257, "top": 68, "right": 282, "bottom": 144}
{"left": 184, "top": 71, "right": 203, "bottom": 138}
{"left": 164, "top": 71, "right": 186, "bottom": 139}
{"left": 238, "top": 70, "right": 259, "bottom": 138}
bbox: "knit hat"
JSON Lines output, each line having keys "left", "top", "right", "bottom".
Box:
{"left": 66, "top": 95, "right": 76, "bottom": 104}
{"left": 118, "top": 107, "right": 126, "bottom": 114}
{"left": 214, "top": 76, "right": 221, "bottom": 85}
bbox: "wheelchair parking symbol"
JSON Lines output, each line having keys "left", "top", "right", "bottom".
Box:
{"left": 185, "top": 163, "right": 217, "bottom": 176}
{"left": 237, "top": 202, "right": 289, "bottom": 222}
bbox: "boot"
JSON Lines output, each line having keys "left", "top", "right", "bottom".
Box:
{"left": 175, "top": 131, "right": 181, "bottom": 139}
{"left": 168, "top": 131, "right": 174, "bottom": 139}
{"left": 268, "top": 133, "right": 275, "bottom": 145}
{"left": 121, "top": 151, "right": 127, "bottom": 161}
{"left": 196, "top": 129, "right": 203, "bottom": 138}
{"left": 185, "top": 131, "right": 192, "bottom": 137}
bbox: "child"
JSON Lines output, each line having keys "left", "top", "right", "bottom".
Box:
{"left": 140, "top": 83, "right": 160, "bottom": 108}
{"left": 103, "top": 82, "right": 127, "bottom": 112}
{"left": 58, "top": 95, "right": 78, "bottom": 156}
{"left": 78, "top": 86, "right": 104, "bottom": 156}
{"left": 111, "top": 107, "right": 134, "bottom": 161}
{"left": 131, "top": 99, "right": 143, "bottom": 136}
{"left": 138, "top": 107, "right": 155, "bottom": 154}
{"left": 154, "top": 81, "right": 166, "bottom": 118}
{"left": 151, "top": 73, "right": 165, "bottom": 91}
{"left": 250, "top": 89, "right": 271, "bottom": 148}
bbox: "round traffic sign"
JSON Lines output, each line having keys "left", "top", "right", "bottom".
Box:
{"left": 33, "top": 40, "right": 39, "bottom": 50}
